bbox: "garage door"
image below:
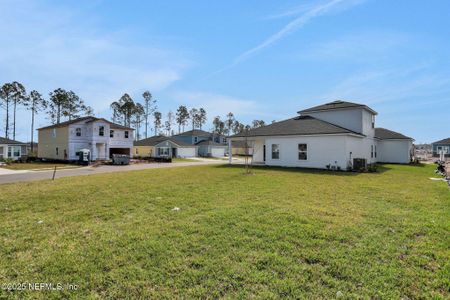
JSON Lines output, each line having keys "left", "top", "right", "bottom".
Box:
{"left": 211, "top": 147, "right": 225, "bottom": 157}
{"left": 177, "top": 147, "right": 196, "bottom": 158}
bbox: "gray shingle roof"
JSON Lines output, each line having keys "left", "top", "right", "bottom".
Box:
{"left": 231, "top": 116, "right": 363, "bottom": 138}
{"left": 134, "top": 136, "right": 193, "bottom": 147}
{"left": 37, "top": 117, "right": 134, "bottom": 131}
{"left": 432, "top": 137, "right": 450, "bottom": 144}
{"left": 173, "top": 129, "right": 212, "bottom": 137}
{"left": 195, "top": 140, "right": 227, "bottom": 146}
{"left": 375, "top": 128, "right": 412, "bottom": 140}
{"left": 299, "top": 100, "right": 377, "bottom": 115}
{"left": 0, "top": 137, "right": 26, "bottom": 145}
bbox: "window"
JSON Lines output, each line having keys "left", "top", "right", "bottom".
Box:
{"left": 194, "top": 136, "right": 198, "bottom": 143}
{"left": 75, "top": 128, "right": 81, "bottom": 137}
{"left": 110, "top": 130, "right": 114, "bottom": 138}
{"left": 125, "top": 131, "right": 129, "bottom": 138}
{"left": 52, "top": 128, "right": 56, "bottom": 138}
{"left": 371, "top": 145, "right": 374, "bottom": 158}
{"left": 371, "top": 115, "right": 375, "bottom": 129}
{"left": 158, "top": 147, "right": 170, "bottom": 156}
{"left": 298, "top": 144, "right": 307, "bottom": 160}
{"left": 271, "top": 144, "right": 280, "bottom": 159}
{"left": 222, "top": 137, "right": 227, "bottom": 143}
{"left": 374, "top": 145, "right": 377, "bottom": 158}
{"left": 56, "top": 147, "right": 59, "bottom": 156}
{"left": 99, "top": 126, "right": 105, "bottom": 136}
{"left": 135, "top": 148, "right": 139, "bottom": 155}
{"left": 7, "top": 146, "right": 21, "bottom": 158}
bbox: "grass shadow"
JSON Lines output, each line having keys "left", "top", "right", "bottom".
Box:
{"left": 215, "top": 163, "right": 396, "bottom": 176}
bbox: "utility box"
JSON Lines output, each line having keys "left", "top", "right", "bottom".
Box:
{"left": 353, "top": 158, "right": 367, "bottom": 171}
{"left": 77, "top": 149, "right": 91, "bottom": 165}
{"left": 112, "top": 154, "right": 130, "bottom": 165}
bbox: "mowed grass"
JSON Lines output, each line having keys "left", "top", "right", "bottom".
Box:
{"left": 0, "top": 164, "right": 448, "bottom": 299}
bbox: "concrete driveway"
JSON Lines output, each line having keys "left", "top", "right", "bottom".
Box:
{"left": 0, "top": 160, "right": 225, "bottom": 185}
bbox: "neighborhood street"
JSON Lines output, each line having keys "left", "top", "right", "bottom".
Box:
{"left": 0, "top": 160, "right": 226, "bottom": 185}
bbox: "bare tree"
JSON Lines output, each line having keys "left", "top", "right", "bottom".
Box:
{"left": 198, "top": 108, "right": 207, "bottom": 130}
{"left": 165, "top": 111, "right": 175, "bottom": 136}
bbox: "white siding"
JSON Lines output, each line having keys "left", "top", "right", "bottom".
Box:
{"left": 377, "top": 140, "right": 412, "bottom": 163}
{"left": 304, "top": 109, "right": 363, "bottom": 134}
{"left": 264, "top": 135, "right": 349, "bottom": 169}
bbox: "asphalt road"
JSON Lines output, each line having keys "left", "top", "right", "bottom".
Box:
{"left": 0, "top": 161, "right": 225, "bottom": 185}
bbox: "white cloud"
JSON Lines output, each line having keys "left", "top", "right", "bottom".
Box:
{"left": 0, "top": 0, "right": 191, "bottom": 140}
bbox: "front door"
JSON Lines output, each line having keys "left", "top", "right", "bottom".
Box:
{"left": 172, "top": 148, "right": 177, "bottom": 158}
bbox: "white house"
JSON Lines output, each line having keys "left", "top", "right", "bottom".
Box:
{"left": 229, "top": 101, "right": 413, "bottom": 170}
{"left": 38, "top": 117, "right": 134, "bottom": 161}
{"left": 0, "top": 137, "right": 28, "bottom": 161}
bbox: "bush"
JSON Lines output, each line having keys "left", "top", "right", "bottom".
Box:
{"left": 367, "top": 163, "right": 378, "bottom": 173}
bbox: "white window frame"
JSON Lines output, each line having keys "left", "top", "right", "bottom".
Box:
{"left": 125, "top": 131, "right": 129, "bottom": 138}
{"left": 194, "top": 136, "right": 198, "bottom": 143}
{"left": 271, "top": 144, "right": 280, "bottom": 160}
{"left": 99, "top": 126, "right": 105, "bottom": 136}
{"left": 75, "top": 127, "right": 82, "bottom": 137}
{"left": 298, "top": 143, "right": 308, "bottom": 161}
{"left": 52, "top": 128, "right": 56, "bottom": 138}
{"left": 371, "top": 145, "right": 374, "bottom": 158}
{"left": 8, "top": 146, "right": 21, "bottom": 158}
{"left": 110, "top": 130, "right": 114, "bottom": 138}
{"left": 158, "top": 147, "right": 170, "bottom": 157}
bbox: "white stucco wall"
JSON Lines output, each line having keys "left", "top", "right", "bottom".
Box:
{"left": 377, "top": 140, "right": 412, "bottom": 164}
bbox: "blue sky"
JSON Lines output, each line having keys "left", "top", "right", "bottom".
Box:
{"left": 0, "top": 0, "right": 449, "bottom": 143}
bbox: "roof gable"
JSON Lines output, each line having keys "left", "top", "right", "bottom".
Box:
{"left": 174, "top": 129, "right": 212, "bottom": 137}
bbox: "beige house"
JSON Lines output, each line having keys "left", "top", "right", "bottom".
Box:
{"left": 38, "top": 117, "right": 134, "bottom": 161}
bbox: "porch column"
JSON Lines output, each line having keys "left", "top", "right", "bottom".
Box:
{"left": 228, "top": 139, "right": 232, "bottom": 165}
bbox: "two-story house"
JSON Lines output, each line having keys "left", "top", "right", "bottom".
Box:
{"left": 38, "top": 116, "right": 134, "bottom": 161}
{"left": 230, "top": 100, "right": 414, "bottom": 169}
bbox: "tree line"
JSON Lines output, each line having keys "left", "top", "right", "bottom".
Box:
{"left": 0, "top": 80, "right": 269, "bottom": 145}
{"left": 0, "top": 81, "right": 92, "bottom": 151}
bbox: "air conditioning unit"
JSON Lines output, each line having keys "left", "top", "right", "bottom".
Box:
{"left": 353, "top": 158, "right": 367, "bottom": 171}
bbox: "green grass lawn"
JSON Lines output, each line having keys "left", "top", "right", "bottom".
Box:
{"left": 0, "top": 164, "right": 448, "bottom": 299}
{"left": 1, "top": 162, "right": 78, "bottom": 171}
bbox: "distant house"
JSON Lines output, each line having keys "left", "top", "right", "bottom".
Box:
{"left": 432, "top": 138, "right": 450, "bottom": 158}
{"left": 230, "top": 100, "right": 414, "bottom": 169}
{"left": 134, "top": 136, "right": 197, "bottom": 158}
{"left": 196, "top": 140, "right": 227, "bottom": 157}
{"left": 172, "top": 129, "right": 227, "bottom": 157}
{"left": 0, "top": 137, "right": 28, "bottom": 161}
{"left": 37, "top": 116, "right": 134, "bottom": 161}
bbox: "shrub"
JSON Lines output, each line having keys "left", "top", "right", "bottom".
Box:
{"left": 367, "top": 163, "right": 378, "bottom": 173}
